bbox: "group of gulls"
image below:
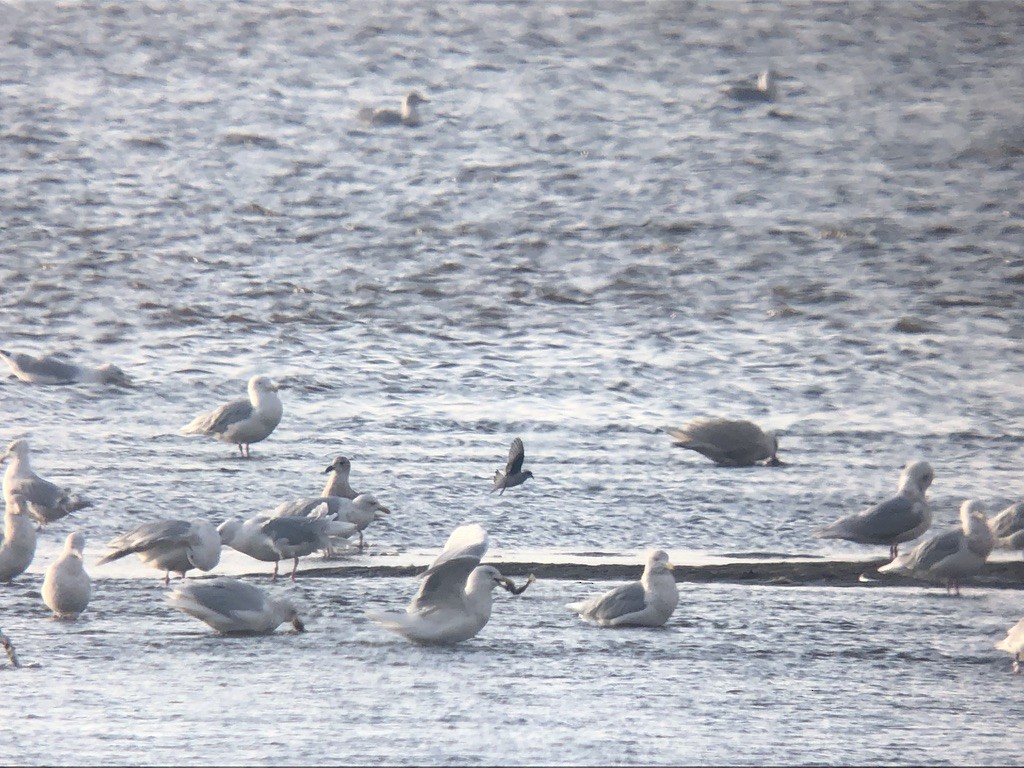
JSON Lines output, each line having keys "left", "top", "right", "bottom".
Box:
{"left": 2, "top": 353, "right": 1023, "bottom": 668}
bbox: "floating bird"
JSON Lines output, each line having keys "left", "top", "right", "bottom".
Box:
{"left": 1, "top": 438, "right": 93, "bottom": 529}
{"left": 989, "top": 501, "right": 1024, "bottom": 553}
{"left": 166, "top": 577, "right": 305, "bottom": 635}
{"left": 815, "top": 460, "right": 935, "bottom": 559}
{"left": 357, "top": 91, "right": 430, "bottom": 127}
{"left": 181, "top": 375, "right": 283, "bottom": 458}
{"left": 0, "top": 494, "right": 36, "bottom": 582}
{"left": 878, "top": 499, "right": 993, "bottom": 596}
{"left": 270, "top": 492, "right": 390, "bottom": 552}
{"left": 366, "top": 523, "right": 528, "bottom": 644}
{"left": 995, "top": 617, "right": 1024, "bottom": 673}
{"left": 218, "top": 514, "right": 353, "bottom": 581}
{"left": 662, "top": 418, "right": 781, "bottom": 467}
{"left": 42, "top": 530, "right": 90, "bottom": 619}
{"left": 722, "top": 69, "right": 779, "bottom": 102}
{"left": 0, "top": 349, "right": 132, "bottom": 386}
{"left": 97, "top": 518, "right": 222, "bottom": 584}
{"left": 491, "top": 437, "right": 534, "bottom": 494}
{"left": 567, "top": 549, "right": 679, "bottom": 628}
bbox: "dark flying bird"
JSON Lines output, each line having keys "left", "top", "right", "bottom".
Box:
{"left": 491, "top": 437, "right": 533, "bottom": 495}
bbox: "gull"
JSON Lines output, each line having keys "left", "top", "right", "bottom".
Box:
{"left": 181, "top": 375, "right": 283, "bottom": 458}
{"left": 722, "top": 69, "right": 779, "bottom": 102}
{"left": 321, "top": 455, "right": 358, "bottom": 500}
{"left": 491, "top": 437, "right": 534, "bottom": 494}
{"left": 878, "top": 499, "right": 993, "bottom": 596}
{"left": 0, "top": 349, "right": 132, "bottom": 386}
{"left": 815, "top": 460, "right": 934, "bottom": 558}
{"left": 1, "top": 438, "right": 93, "bottom": 529}
{"left": 270, "top": 492, "right": 390, "bottom": 552}
{"left": 42, "top": 530, "right": 90, "bottom": 619}
{"left": 366, "top": 523, "right": 524, "bottom": 645}
{"left": 97, "top": 518, "right": 222, "bottom": 584}
{"left": 995, "top": 617, "right": 1024, "bottom": 673}
{"left": 166, "top": 577, "right": 305, "bottom": 635}
{"left": 357, "top": 91, "right": 430, "bottom": 127}
{"left": 567, "top": 549, "right": 679, "bottom": 628}
{"left": 989, "top": 501, "right": 1024, "bottom": 553}
{"left": 218, "top": 514, "right": 354, "bottom": 581}
{"left": 0, "top": 494, "right": 36, "bottom": 582}
{"left": 662, "top": 418, "right": 781, "bottom": 467}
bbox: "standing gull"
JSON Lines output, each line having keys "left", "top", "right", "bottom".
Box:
{"left": 567, "top": 549, "right": 679, "bottom": 628}
{"left": 218, "top": 514, "right": 353, "bottom": 581}
{"left": 321, "top": 456, "right": 358, "bottom": 500}
{"left": 366, "top": 523, "right": 526, "bottom": 645}
{"left": 0, "top": 494, "right": 36, "bottom": 582}
{"left": 815, "top": 460, "right": 934, "bottom": 558}
{"left": 97, "top": 518, "right": 222, "bottom": 584}
{"left": 989, "top": 501, "right": 1024, "bottom": 554}
{"left": 358, "top": 91, "right": 430, "bottom": 127}
{"left": 878, "top": 499, "right": 993, "bottom": 596}
{"left": 0, "top": 349, "right": 131, "bottom": 386}
{"left": 491, "top": 437, "right": 534, "bottom": 494}
{"left": 42, "top": 531, "right": 90, "bottom": 619}
{"left": 270, "top": 493, "right": 390, "bottom": 552}
{"left": 662, "top": 418, "right": 781, "bottom": 467}
{"left": 166, "top": 577, "right": 305, "bottom": 635}
{"left": 1, "top": 439, "right": 93, "bottom": 528}
{"left": 181, "top": 375, "right": 283, "bottom": 458}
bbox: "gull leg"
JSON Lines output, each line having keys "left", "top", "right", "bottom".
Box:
{"left": 291, "top": 556, "right": 299, "bottom": 582}
{"left": 1014, "top": 653, "right": 1021, "bottom": 674}
{"left": 164, "top": 571, "right": 170, "bottom": 586}
{"left": 271, "top": 561, "right": 279, "bottom": 582}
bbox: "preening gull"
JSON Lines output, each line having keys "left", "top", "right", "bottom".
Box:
{"left": 815, "top": 460, "right": 934, "bottom": 558}
{"left": 989, "top": 501, "right": 1024, "bottom": 553}
{"left": 662, "top": 418, "right": 781, "bottom": 467}
{"left": 366, "top": 523, "right": 528, "bottom": 645}
{"left": 567, "top": 549, "right": 678, "bottom": 628}
{"left": 181, "top": 375, "right": 283, "bottom": 458}
{"left": 491, "top": 437, "right": 534, "bottom": 494}
{"left": 0, "top": 494, "right": 37, "bottom": 582}
{"left": 1, "top": 439, "right": 93, "bottom": 528}
{"left": 358, "top": 91, "right": 429, "bottom": 127}
{"left": 722, "top": 69, "right": 779, "bottom": 102}
{"left": 270, "top": 492, "right": 390, "bottom": 552}
{"left": 878, "top": 499, "right": 993, "bottom": 595}
{"left": 995, "top": 617, "right": 1024, "bottom": 673}
{"left": 0, "top": 349, "right": 131, "bottom": 386}
{"left": 98, "top": 518, "right": 222, "bottom": 584}
{"left": 166, "top": 577, "right": 305, "bottom": 635}
{"left": 218, "top": 514, "right": 353, "bottom": 580}
{"left": 42, "top": 530, "right": 90, "bottom": 619}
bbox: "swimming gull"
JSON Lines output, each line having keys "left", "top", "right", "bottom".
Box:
{"left": 42, "top": 530, "right": 91, "bottom": 619}
{"left": 0, "top": 494, "right": 37, "bottom": 582}
{"left": 270, "top": 492, "right": 390, "bottom": 552}
{"left": 567, "top": 549, "right": 679, "bottom": 628}
{"left": 722, "top": 69, "right": 779, "bottom": 102}
{"left": 995, "top": 617, "right": 1024, "bottom": 673}
{"left": 181, "top": 375, "right": 283, "bottom": 458}
{"left": 1, "top": 438, "right": 93, "bottom": 528}
{"left": 491, "top": 437, "right": 534, "bottom": 494}
{"left": 97, "top": 518, "right": 222, "bottom": 584}
{"left": 166, "top": 576, "right": 305, "bottom": 635}
{"left": 366, "top": 523, "right": 525, "bottom": 645}
{"left": 989, "top": 501, "right": 1024, "bottom": 554}
{"left": 218, "top": 513, "right": 352, "bottom": 580}
{"left": 358, "top": 91, "right": 430, "bottom": 127}
{"left": 0, "top": 349, "right": 132, "bottom": 386}
{"left": 878, "top": 499, "right": 993, "bottom": 595}
{"left": 662, "top": 418, "right": 781, "bottom": 467}
{"left": 815, "top": 460, "right": 934, "bottom": 558}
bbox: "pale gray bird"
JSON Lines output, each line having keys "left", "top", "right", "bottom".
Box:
{"left": 567, "top": 549, "right": 679, "bottom": 628}
{"left": 0, "top": 494, "right": 36, "bottom": 582}
{"left": 491, "top": 437, "right": 534, "bottom": 494}
{"left": 270, "top": 493, "right": 390, "bottom": 552}
{"left": 995, "top": 617, "right": 1024, "bottom": 673}
{"left": 166, "top": 577, "right": 305, "bottom": 635}
{"left": 815, "top": 460, "right": 935, "bottom": 559}
{"left": 989, "top": 501, "right": 1024, "bottom": 553}
{"left": 42, "top": 530, "right": 91, "bottom": 619}
{"left": 218, "top": 514, "right": 353, "bottom": 581}
{"left": 181, "top": 375, "right": 283, "bottom": 458}
{"left": 98, "top": 518, "right": 222, "bottom": 584}
{"left": 663, "top": 418, "right": 781, "bottom": 467}
{"left": 321, "top": 455, "right": 358, "bottom": 499}
{"left": 1, "top": 439, "right": 93, "bottom": 528}
{"left": 0, "top": 349, "right": 131, "bottom": 386}
{"left": 878, "top": 499, "right": 993, "bottom": 596}
{"left": 358, "top": 91, "right": 430, "bottom": 127}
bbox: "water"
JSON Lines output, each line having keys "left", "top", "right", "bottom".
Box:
{"left": 1, "top": 0, "right": 1023, "bottom": 764}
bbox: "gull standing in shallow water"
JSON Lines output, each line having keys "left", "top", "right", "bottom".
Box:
{"left": 878, "top": 499, "right": 993, "bottom": 596}
{"left": 270, "top": 493, "right": 390, "bottom": 552}
{"left": 357, "top": 91, "right": 429, "bottom": 127}
{"left": 1, "top": 439, "right": 93, "bottom": 529}
{"left": 491, "top": 437, "right": 534, "bottom": 494}
{"left": 995, "top": 617, "right": 1024, "bottom": 673}
{"left": 97, "top": 519, "right": 222, "bottom": 584}
{"left": 42, "top": 531, "right": 90, "bottom": 619}
{"left": 0, "top": 349, "right": 132, "bottom": 386}
{"left": 218, "top": 514, "right": 354, "bottom": 581}
{"left": 567, "top": 549, "right": 679, "bottom": 628}
{"left": 366, "top": 523, "right": 529, "bottom": 645}
{"left": 181, "top": 375, "right": 283, "bottom": 458}
{"left": 0, "top": 494, "right": 36, "bottom": 582}
{"left": 166, "top": 577, "right": 305, "bottom": 635}
{"left": 815, "top": 460, "right": 934, "bottom": 559}
{"left": 662, "top": 418, "right": 781, "bottom": 467}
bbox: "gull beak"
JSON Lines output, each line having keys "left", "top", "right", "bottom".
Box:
{"left": 375, "top": 504, "right": 392, "bottom": 519}
{"left": 666, "top": 562, "right": 675, "bottom": 571}
{"left": 323, "top": 465, "right": 333, "bottom": 474}
{"left": 271, "top": 383, "right": 283, "bottom": 392}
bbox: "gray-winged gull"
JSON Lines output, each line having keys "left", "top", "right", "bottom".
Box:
{"left": 358, "top": 91, "right": 429, "bottom": 127}
{"left": 42, "top": 530, "right": 90, "bottom": 619}
{"left": 0, "top": 494, "right": 37, "bottom": 582}
{"left": 181, "top": 375, "right": 283, "bottom": 458}
{"left": 815, "top": 460, "right": 934, "bottom": 558}
{"left": 1, "top": 439, "right": 93, "bottom": 528}
{"left": 97, "top": 518, "right": 222, "bottom": 584}
{"left": 878, "top": 499, "right": 993, "bottom": 595}
{"left": 567, "top": 549, "right": 679, "bottom": 628}
{"left": 663, "top": 418, "right": 781, "bottom": 467}
{"left": 995, "top": 617, "right": 1024, "bottom": 673}
{"left": 218, "top": 513, "right": 353, "bottom": 580}
{"left": 722, "top": 69, "right": 779, "bottom": 102}
{"left": 270, "top": 492, "right": 390, "bottom": 552}
{"left": 366, "top": 523, "right": 529, "bottom": 645}
{"left": 0, "top": 349, "right": 131, "bottom": 386}
{"left": 321, "top": 455, "right": 358, "bottom": 500}
{"left": 989, "top": 501, "right": 1024, "bottom": 553}
{"left": 491, "top": 437, "right": 534, "bottom": 494}
{"left": 166, "top": 576, "right": 305, "bottom": 635}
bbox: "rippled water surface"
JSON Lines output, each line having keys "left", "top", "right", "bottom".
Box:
{"left": 1, "top": 0, "right": 1023, "bottom": 764}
